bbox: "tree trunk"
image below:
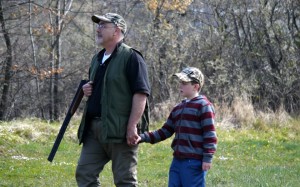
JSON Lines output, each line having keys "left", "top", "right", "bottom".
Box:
{"left": 0, "top": 0, "right": 13, "bottom": 120}
{"left": 53, "top": 0, "right": 61, "bottom": 120}
{"left": 29, "top": 1, "right": 44, "bottom": 119}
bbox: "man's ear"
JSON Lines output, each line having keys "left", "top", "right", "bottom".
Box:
{"left": 115, "top": 27, "right": 122, "bottom": 34}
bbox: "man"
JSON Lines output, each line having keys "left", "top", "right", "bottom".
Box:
{"left": 76, "top": 13, "right": 150, "bottom": 187}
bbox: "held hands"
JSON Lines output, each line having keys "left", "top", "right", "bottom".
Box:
{"left": 135, "top": 135, "right": 142, "bottom": 144}
{"left": 82, "top": 81, "right": 93, "bottom": 96}
{"left": 126, "top": 125, "right": 141, "bottom": 146}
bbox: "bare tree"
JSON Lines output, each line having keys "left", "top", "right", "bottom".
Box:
{"left": 29, "top": 1, "right": 44, "bottom": 118}
{"left": 0, "top": 0, "right": 299, "bottom": 121}
{"left": 0, "top": 0, "right": 13, "bottom": 120}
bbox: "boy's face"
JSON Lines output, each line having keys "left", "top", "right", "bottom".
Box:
{"left": 179, "top": 81, "right": 199, "bottom": 99}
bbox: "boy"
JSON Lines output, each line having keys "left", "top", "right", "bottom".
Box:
{"left": 136, "top": 67, "right": 217, "bottom": 187}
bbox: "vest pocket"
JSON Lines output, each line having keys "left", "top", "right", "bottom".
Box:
{"left": 106, "top": 111, "right": 127, "bottom": 139}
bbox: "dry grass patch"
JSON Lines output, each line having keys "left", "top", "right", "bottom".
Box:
{"left": 215, "top": 96, "right": 295, "bottom": 131}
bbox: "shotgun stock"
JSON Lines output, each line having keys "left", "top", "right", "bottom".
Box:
{"left": 47, "top": 80, "right": 88, "bottom": 162}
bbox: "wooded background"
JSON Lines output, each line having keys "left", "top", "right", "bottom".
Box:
{"left": 0, "top": 0, "right": 299, "bottom": 121}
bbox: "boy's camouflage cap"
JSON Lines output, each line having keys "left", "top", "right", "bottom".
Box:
{"left": 92, "top": 13, "right": 127, "bottom": 34}
{"left": 173, "top": 67, "right": 204, "bottom": 87}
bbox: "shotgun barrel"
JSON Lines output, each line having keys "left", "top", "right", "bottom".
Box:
{"left": 47, "top": 80, "right": 88, "bottom": 162}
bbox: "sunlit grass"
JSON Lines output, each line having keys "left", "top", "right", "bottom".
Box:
{"left": 0, "top": 117, "right": 299, "bottom": 186}
{"left": 209, "top": 128, "right": 300, "bottom": 187}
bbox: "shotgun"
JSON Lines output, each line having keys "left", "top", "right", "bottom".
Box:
{"left": 47, "top": 80, "right": 88, "bottom": 162}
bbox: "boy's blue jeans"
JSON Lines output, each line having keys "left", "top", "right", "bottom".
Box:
{"left": 168, "top": 157, "right": 207, "bottom": 187}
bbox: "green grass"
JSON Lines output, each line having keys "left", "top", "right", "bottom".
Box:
{"left": 0, "top": 118, "right": 299, "bottom": 187}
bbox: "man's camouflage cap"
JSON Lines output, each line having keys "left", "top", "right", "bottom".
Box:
{"left": 173, "top": 67, "right": 204, "bottom": 87}
{"left": 92, "top": 13, "right": 127, "bottom": 34}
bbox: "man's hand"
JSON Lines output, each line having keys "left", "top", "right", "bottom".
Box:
{"left": 202, "top": 162, "right": 212, "bottom": 171}
{"left": 82, "top": 81, "right": 93, "bottom": 96}
{"left": 126, "top": 125, "right": 139, "bottom": 146}
{"left": 126, "top": 93, "right": 147, "bottom": 146}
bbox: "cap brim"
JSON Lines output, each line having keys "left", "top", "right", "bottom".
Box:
{"left": 91, "top": 15, "right": 112, "bottom": 23}
{"left": 173, "top": 73, "right": 192, "bottom": 82}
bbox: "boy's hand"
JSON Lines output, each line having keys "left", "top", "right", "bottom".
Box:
{"left": 202, "top": 162, "right": 212, "bottom": 171}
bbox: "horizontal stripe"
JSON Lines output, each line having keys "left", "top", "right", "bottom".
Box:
{"left": 203, "top": 124, "right": 215, "bottom": 131}
{"left": 173, "top": 151, "right": 203, "bottom": 160}
{"left": 204, "top": 137, "right": 217, "bottom": 144}
{"left": 199, "top": 112, "right": 214, "bottom": 121}
{"left": 158, "top": 130, "right": 167, "bottom": 140}
{"left": 177, "top": 126, "right": 202, "bottom": 134}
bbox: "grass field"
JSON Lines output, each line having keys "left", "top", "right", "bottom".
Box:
{"left": 0, "top": 118, "right": 299, "bottom": 187}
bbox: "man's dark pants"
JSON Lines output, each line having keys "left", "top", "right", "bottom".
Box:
{"left": 76, "top": 118, "right": 138, "bottom": 187}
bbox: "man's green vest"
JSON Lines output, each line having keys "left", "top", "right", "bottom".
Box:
{"left": 78, "top": 43, "right": 149, "bottom": 143}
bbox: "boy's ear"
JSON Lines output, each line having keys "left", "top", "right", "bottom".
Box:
{"left": 194, "top": 83, "right": 200, "bottom": 91}
{"left": 197, "top": 84, "right": 202, "bottom": 91}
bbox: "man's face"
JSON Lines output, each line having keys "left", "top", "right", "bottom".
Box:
{"left": 95, "top": 21, "right": 116, "bottom": 46}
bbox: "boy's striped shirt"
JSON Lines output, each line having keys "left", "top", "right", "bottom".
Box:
{"left": 141, "top": 95, "right": 217, "bottom": 163}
